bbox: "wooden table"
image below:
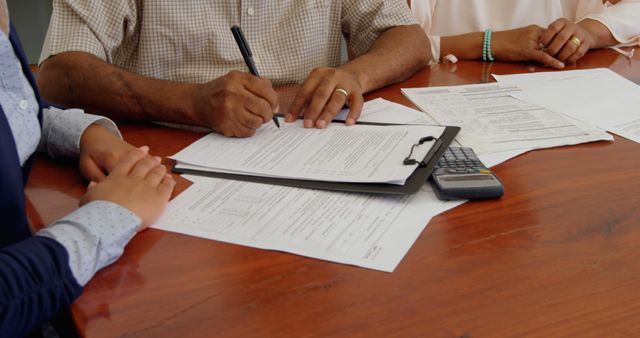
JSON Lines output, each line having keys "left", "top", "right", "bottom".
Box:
{"left": 26, "top": 50, "right": 640, "bottom": 337}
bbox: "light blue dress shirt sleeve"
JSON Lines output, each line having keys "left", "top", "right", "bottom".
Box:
{"left": 40, "top": 106, "right": 122, "bottom": 159}
{"left": 36, "top": 201, "right": 141, "bottom": 285}
{"left": 0, "top": 28, "right": 141, "bottom": 286}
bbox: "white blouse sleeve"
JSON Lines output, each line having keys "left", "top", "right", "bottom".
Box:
{"left": 580, "top": 0, "right": 640, "bottom": 46}
{"left": 410, "top": 0, "right": 441, "bottom": 64}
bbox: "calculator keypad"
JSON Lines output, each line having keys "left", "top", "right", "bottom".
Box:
{"left": 433, "top": 147, "right": 489, "bottom": 176}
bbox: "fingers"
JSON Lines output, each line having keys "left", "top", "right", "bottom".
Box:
{"left": 229, "top": 72, "right": 279, "bottom": 125}
{"left": 158, "top": 175, "right": 176, "bottom": 199}
{"left": 545, "top": 30, "right": 574, "bottom": 57}
{"left": 243, "top": 76, "right": 279, "bottom": 114}
{"left": 555, "top": 35, "right": 582, "bottom": 62}
{"left": 543, "top": 20, "right": 578, "bottom": 57}
{"left": 242, "top": 75, "right": 277, "bottom": 125}
{"left": 204, "top": 71, "right": 281, "bottom": 137}
{"left": 345, "top": 94, "right": 364, "bottom": 126}
{"left": 287, "top": 75, "right": 320, "bottom": 125}
{"left": 111, "top": 146, "right": 150, "bottom": 176}
{"left": 539, "top": 18, "right": 568, "bottom": 50}
{"left": 287, "top": 68, "right": 363, "bottom": 129}
{"left": 243, "top": 93, "right": 274, "bottom": 125}
{"left": 234, "top": 75, "right": 277, "bottom": 133}
{"left": 316, "top": 89, "right": 349, "bottom": 128}
{"left": 80, "top": 158, "right": 107, "bottom": 182}
{"left": 130, "top": 156, "right": 162, "bottom": 178}
{"left": 530, "top": 50, "right": 565, "bottom": 69}
{"left": 540, "top": 17, "right": 590, "bottom": 64}
{"left": 237, "top": 107, "right": 266, "bottom": 130}
{"left": 566, "top": 42, "right": 589, "bottom": 64}
{"left": 306, "top": 82, "right": 339, "bottom": 128}
{"left": 136, "top": 174, "right": 174, "bottom": 232}
{"left": 145, "top": 164, "right": 168, "bottom": 186}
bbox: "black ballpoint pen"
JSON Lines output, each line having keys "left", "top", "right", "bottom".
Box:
{"left": 231, "top": 25, "right": 280, "bottom": 129}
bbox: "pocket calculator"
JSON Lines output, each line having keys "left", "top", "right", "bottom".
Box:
{"left": 429, "top": 146, "right": 504, "bottom": 200}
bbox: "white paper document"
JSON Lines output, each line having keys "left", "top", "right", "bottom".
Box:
{"left": 338, "top": 98, "right": 532, "bottom": 168}
{"left": 172, "top": 120, "right": 445, "bottom": 185}
{"left": 154, "top": 176, "right": 463, "bottom": 272}
{"left": 334, "top": 98, "right": 439, "bottom": 125}
{"left": 494, "top": 68, "right": 640, "bottom": 144}
{"left": 402, "top": 83, "right": 612, "bottom": 154}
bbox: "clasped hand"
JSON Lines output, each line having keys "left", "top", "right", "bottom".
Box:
{"left": 493, "top": 18, "right": 594, "bottom": 69}
{"left": 79, "top": 125, "right": 174, "bottom": 229}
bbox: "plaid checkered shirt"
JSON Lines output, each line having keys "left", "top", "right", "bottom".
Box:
{"left": 41, "top": 0, "right": 416, "bottom": 86}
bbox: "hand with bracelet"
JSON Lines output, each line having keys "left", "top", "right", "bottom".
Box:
{"left": 440, "top": 19, "right": 617, "bottom": 70}
{"left": 413, "top": 0, "right": 638, "bottom": 69}
{"left": 490, "top": 26, "right": 566, "bottom": 69}
{"left": 439, "top": 26, "right": 565, "bottom": 69}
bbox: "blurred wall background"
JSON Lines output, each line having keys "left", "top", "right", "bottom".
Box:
{"left": 7, "top": 0, "right": 52, "bottom": 64}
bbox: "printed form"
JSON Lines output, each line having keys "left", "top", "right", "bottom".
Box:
{"left": 154, "top": 175, "right": 463, "bottom": 272}
{"left": 494, "top": 68, "right": 640, "bottom": 144}
{"left": 402, "top": 83, "right": 611, "bottom": 154}
{"left": 172, "top": 120, "right": 445, "bottom": 185}
{"left": 342, "top": 98, "right": 532, "bottom": 167}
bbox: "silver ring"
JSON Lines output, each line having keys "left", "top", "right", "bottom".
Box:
{"left": 334, "top": 88, "right": 349, "bottom": 97}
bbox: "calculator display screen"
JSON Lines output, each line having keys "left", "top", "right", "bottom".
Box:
{"left": 440, "top": 174, "right": 495, "bottom": 181}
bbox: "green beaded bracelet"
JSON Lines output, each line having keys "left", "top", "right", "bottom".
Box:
{"left": 483, "top": 29, "right": 495, "bottom": 62}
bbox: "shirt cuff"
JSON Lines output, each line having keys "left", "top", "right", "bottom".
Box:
{"left": 429, "top": 35, "right": 441, "bottom": 65}
{"left": 41, "top": 106, "right": 122, "bottom": 159}
{"left": 36, "top": 201, "right": 141, "bottom": 286}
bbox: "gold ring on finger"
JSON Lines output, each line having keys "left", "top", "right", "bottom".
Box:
{"left": 570, "top": 36, "right": 581, "bottom": 48}
{"left": 334, "top": 88, "right": 349, "bottom": 97}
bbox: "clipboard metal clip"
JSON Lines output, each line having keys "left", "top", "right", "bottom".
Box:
{"left": 403, "top": 136, "right": 438, "bottom": 168}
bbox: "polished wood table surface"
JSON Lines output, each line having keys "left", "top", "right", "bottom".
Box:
{"left": 26, "top": 50, "right": 640, "bottom": 337}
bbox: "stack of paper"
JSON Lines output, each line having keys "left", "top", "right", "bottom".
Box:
{"left": 172, "top": 120, "right": 446, "bottom": 185}
{"left": 402, "top": 82, "right": 613, "bottom": 154}
{"left": 154, "top": 175, "right": 463, "bottom": 272}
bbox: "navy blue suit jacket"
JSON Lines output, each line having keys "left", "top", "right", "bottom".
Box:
{"left": 0, "top": 26, "right": 82, "bottom": 338}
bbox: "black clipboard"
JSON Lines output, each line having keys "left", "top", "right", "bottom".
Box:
{"left": 173, "top": 124, "right": 460, "bottom": 194}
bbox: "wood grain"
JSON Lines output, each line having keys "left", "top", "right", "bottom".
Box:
{"left": 25, "top": 49, "right": 640, "bottom": 337}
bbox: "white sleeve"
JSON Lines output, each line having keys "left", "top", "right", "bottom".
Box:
{"left": 410, "top": 0, "right": 441, "bottom": 64}
{"left": 580, "top": 0, "right": 640, "bottom": 45}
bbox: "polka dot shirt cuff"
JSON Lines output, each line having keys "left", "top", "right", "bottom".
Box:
{"left": 41, "top": 106, "right": 122, "bottom": 159}
{"left": 36, "top": 200, "right": 141, "bottom": 286}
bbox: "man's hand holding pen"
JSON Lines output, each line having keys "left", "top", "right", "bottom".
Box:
{"left": 225, "top": 25, "right": 363, "bottom": 136}
{"left": 192, "top": 71, "right": 279, "bottom": 138}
